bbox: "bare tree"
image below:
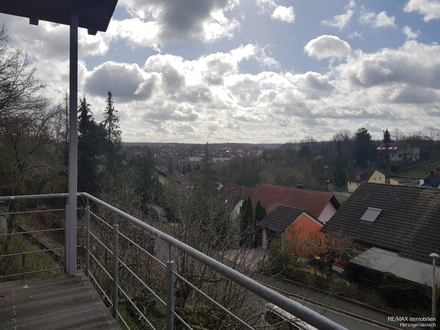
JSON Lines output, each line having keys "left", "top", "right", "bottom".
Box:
{"left": 306, "top": 232, "right": 361, "bottom": 282}
{"left": 0, "top": 24, "right": 47, "bottom": 125}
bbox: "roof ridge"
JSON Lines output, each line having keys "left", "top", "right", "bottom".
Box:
{"left": 260, "top": 183, "right": 334, "bottom": 195}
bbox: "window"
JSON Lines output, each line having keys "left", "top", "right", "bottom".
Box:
{"left": 374, "top": 177, "right": 376, "bottom": 180}
{"left": 361, "top": 207, "right": 382, "bottom": 222}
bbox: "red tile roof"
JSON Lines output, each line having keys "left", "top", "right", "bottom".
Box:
{"left": 250, "top": 184, "right": 340, "bottom": 219}
{"left": 219, "top": 185, "right": 256, "bottom": 206}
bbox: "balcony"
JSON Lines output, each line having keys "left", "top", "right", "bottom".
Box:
{"left": 0, "top": 192, "right": 346, "bottom": 329}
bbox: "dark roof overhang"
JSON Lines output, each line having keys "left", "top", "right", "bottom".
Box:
{"left": 0, "top": 0, "right": 118, "bottom": 35}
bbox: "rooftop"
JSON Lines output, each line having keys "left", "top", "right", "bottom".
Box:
{"left": 251, "top": 184, "right": 340, "bottom": 218}
{"left": 0, "top": 0, "right": 118, "bottom": 35}
{"left": 322, "top": 183, "right": 440, "bottom": 265}
{"left": 258, "top": 205, "right": 318, "bottom": 233}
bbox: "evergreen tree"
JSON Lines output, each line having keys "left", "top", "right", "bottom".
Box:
{"left": 354, "top": 127, "right": 373, "bottom": 168}
{"left": 254, "top": 201, "right": 266, "bottom": 248}
{"left": 383, "top": 129, "right": 392, "bottom": 144}
{"left": 133, "top": 151, "right": 160, "bottom": 208}
{"left": 102, "top": 91, "right": 122, "bottom": 174}
{"left": 239, "top": 197, "right": 253, "bottom": 247}
{"left": 78, "top": 96, "right": 107, "bottom": 193}
{"left": 103, "top": 91, "right": 121, "bottom": 143}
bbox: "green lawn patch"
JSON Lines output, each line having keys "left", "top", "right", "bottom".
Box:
{"left": 397, "top": 169, "right": 425, "bottom": 178}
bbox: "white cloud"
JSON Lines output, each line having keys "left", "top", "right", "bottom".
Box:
{"left": 346, "top": 1, "right": 356, "bottom": 9}
{"left": 321, "top": 9, "right": 353, "bottom": 30}
{"left": 108, "top": 18, "right": 160, "bottom": 51}
{"left": 335, "top": 40, "right": 440, "bottom": 91}
{"left": 2, "top": 16, "right": 111, "bottom": 60}
{"left": 403, "top": 26, "right": 420, "bottom": 39}
{"left": 404, "top": 0, "right": 440, "bottom": 21}
{"left": 304, "top": 35, "right": 352, "bottom": 61}
{"left": 271, "top": 6, "right": 295, "bottom": 23}
{"left": 203, "top": 10, "right": 241, "bottom": 42}
{"left": 375, "top": 11, "right": 397, "bottom": 28}
{"left": 302, "top": 72, "right": 335, "bottom": 92}
{"left": 256, "top": 0, "right": 276, "bottom": 12}
{"left": 348, "top": 31, "right": 365, "bottom": 40}
{"left": 359, "top": 11, "right": 396, "bottom": 28}
{"left": 84, "top": 62, "right": 156, "bottom": 101}
{"left": 116, "top": 0, "right": 240, "bottom": 45}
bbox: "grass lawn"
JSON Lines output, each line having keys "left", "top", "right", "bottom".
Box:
{"left": 397, "top": 169, "right": 425, "bottom": 178}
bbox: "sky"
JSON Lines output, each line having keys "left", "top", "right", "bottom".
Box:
{"left": 2, "top": 0, "right": 440, "bottom": 144}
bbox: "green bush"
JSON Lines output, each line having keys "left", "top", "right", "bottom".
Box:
{"left": 264, "top": 238, "right": 298, "bottom": 276}
{"left": 379, "top": 272, "right": 413, "bottom": 310}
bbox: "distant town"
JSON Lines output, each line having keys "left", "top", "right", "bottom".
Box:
{"left": 123, "top": 142, "right": 272, "bottom": 171}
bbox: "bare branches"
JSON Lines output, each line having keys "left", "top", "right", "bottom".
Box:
{"left": 0, "top": 24, "right": 47, "bottom": 124}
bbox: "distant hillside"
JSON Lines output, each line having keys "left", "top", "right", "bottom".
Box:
{"left": 123, "top": 142, "right": 281, "bottom": 149}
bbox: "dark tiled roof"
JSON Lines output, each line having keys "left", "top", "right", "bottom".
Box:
{"left": 250, "top": 184, "right": 340, "bottom": 219}
{"left": 391, "top": 177, "right": 414, "bottom": 183}
{"left": 377, "top": 142, "right": 406, "bottom": 152}
{"left": 347, "top": 168, "right": 376, "bottom": 183}
{"left": 258, "top": 206, "right": 307, "bottom": 233}
{"left": 322, "top": 183, "right": 440, "bottom": 265}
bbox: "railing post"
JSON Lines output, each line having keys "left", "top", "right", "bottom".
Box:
{"left": 166, "top": 261, "right": 174, "bottom": 330}
{"left": 64, "top": 204, "right": 69, "bottom": 273}
{"left": 67, "top": 13, "right": 78, "bottom": 277}
{"left": 113, "top": 224, "right": 119, "bottom": 321}
{"left": 85, "top": 205, "right": 90, "bottom": 278}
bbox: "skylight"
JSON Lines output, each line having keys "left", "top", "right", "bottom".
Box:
{"left": 360, "top": 207, "right": 382, "bottom": 223}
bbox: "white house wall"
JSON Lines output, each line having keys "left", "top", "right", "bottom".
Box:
{"left": 318, "top": 202, "right": 337, "bottom": 224}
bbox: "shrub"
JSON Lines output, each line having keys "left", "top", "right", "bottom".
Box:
{"left": 264, "top": 238, "right": 298, "bottom": 276}
{"left": 379, "top": 272, "right": 412, "bottom": 310}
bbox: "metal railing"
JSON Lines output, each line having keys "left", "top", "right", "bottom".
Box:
{"left": 0, "top": 193, "right": 347, "bottom": 330}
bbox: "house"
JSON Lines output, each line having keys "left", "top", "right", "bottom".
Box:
{"left": 347, "top": 169, "right": 385, "bottom": 192}
{"left": 219, "top": 185, "right": 258, "bottom": 219}
{"left": 156, "top": 168, "right": 179, "bottom": 184}
{"left": 322, "top": 183, "right": 440, "bottom": 291}
{"left": 389, "top": 177, "right": 415, "bottom": 186}
{"left": 250, "top": 184, "right": 340, "bottom": 224}
{"left": 376, "top": 142, "right": 420, "bottom": 162}
{"left": 419, "top": 165, "right": 440, "bottom": 188}
{"left": 258, "top": 205, "right": 323, "bottom": 260}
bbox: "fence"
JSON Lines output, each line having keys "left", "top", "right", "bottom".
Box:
{"left": 0, "top": 193, "right": 347, "bottom": 330}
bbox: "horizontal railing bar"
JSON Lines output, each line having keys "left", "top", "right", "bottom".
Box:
{"left": 89, "top": 251, "right": 114, "bottom": 281}
{"left": 0, "top": 208, "right": 66, "bottom": 216}
{"left": 116, "top": 310, "right": 131, "bottom": 330}
{"left": 118, "top": 258, "right": 166, "bottom": 307}
{"left": 89, "top": 211, "right": 114, "bottom": 230}
{"left": 0, "top": 267, "right": 64, "bottom": 280}
{"left": 172, "top": 270, "right": 253, "bottom": 329}
{"left": 88, "top": 270, "right": 113, "bottom": 306}
{"left": 82, "top": 192, "right": 346, "bottom": 330}
{"left": 172, "top": 309, "right": 193, "bottom": 330}
{"left": 118, "top": 231, "right": 166, "bottom": 268}
{"left": 0, "top": 227, "right": 65, "bottom": 238}
{"left": 0, "top": 193, "right": 72, "bottom": 201}
{"left": 117, "top": 283, "right": 157, "bottom": 330}
{"left": 0, "top": 247, "right": 64, "bottom": 259}
{"left": 89, "top": 230, "right": 114, "bottom": 256}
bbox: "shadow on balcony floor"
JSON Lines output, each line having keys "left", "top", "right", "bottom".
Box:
{"left": 0, "top": 273, "right": 121, "bottom": 330}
